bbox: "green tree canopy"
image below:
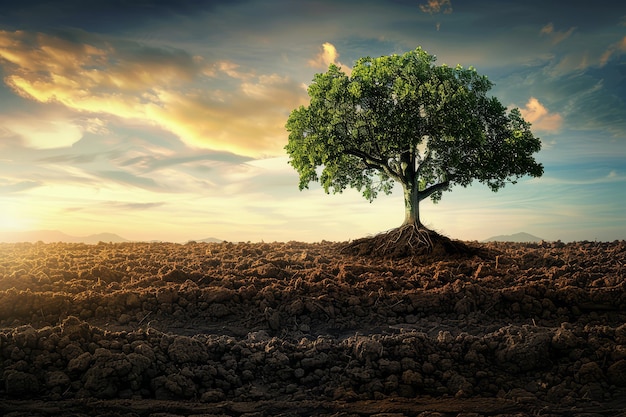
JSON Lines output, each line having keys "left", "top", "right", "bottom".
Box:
{"left": 285, "top": 47, "right": 543, "bottom": 230}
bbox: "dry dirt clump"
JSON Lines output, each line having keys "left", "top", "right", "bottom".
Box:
{"left": 0, "top": 239, "right": 625, "bottom": 416}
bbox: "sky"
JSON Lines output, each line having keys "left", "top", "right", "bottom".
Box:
{"left": 0, "top": 0, "right": 624, "bottom": 243}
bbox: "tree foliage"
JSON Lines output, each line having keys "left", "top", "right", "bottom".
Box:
{"left": 285, "top": 47, "right": 543, "bottom": 227}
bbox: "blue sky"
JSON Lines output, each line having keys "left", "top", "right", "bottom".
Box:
{"left": 0, "top": 0, "right": 624, "bottom": 242}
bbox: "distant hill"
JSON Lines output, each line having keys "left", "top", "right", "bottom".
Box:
{"left": 83, "top": 233, "right": 129, "bottom": 244}
{"left": 193, "top": 237, "right": 224, "bottom": 243}
{"left": 0, "top": 230, "right": 129, "bottom": 244}
{"left": 482, "top": 232, "right": 544, "bottom": 243}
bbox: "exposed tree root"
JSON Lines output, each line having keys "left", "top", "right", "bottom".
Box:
{"left": 341, "top": 224, "right": 480, "bottom": 259}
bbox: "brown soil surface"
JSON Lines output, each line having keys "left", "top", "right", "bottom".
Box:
{"left": 1, "top": 239, "right": 625, "bottom": 416}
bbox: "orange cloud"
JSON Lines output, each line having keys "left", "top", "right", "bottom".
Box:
{"left": 519, "top": 97, "right": 563, "bottom": 133}
{"left": 0, "top": 30, "right": 307, "bottom": 157}
{"left": 600, "top": 36, "right": 626, "bottom": 67}
{"left": 540, "top": 23, "right": 576, "bottom": 45}
{"left": 202, "top": 60, "right": 255, "bottom": 80}
{"left": 540, "top": 23, "right": 554, "bottom": 35}
{"left": 308, "top": 42, "right": 352, "bottom": 75}
{"left": 419, "top": 0, "right": 453, "bottom": 14}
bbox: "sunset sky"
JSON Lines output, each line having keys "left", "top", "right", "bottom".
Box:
{"left": 0, "top": 0, "right": 624, "bottom": 243}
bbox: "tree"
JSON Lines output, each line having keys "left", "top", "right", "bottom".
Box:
{"left": 285, "top": 47, "right": 543, "bottom": 254}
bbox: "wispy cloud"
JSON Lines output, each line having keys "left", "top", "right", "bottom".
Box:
{"left": 0, "top": 180, "right": 42, "bottom": 194}
{"left": 538, "top": 26, "right": 624, "bottom": 77}
{"left": 64, "top": 201, "right": 165, "bottom": 214}
{"left": 540, "top": 23, "right": 576, "bottom": 45}
{"left": 0, "top": 113, "right": 83, "bottom": 149}
{"left": 103, "top": 201, "right": 166, "bottom": 211}
{"left": 96, "top": 170, "right": 165, "bottom": 192}
{"left": 116, "top": 151, "right": 250, "bottom": 174}
{"left": 600, "top": 36, "right": 626, "bottom": 67}
{"left": 533, "top": 169, "right": 626, "bottom": 186}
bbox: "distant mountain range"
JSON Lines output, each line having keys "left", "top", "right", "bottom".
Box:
{"left": 0, "top": 230, "right": 129, "bottom": 244}
{"left": 482, "top": 232, "right": 544, "bottom": 243}
{"left": 3, "top": 230, "right": 546, "bottom": 244}
{"left": 0, "top": 230, "right": 226, "bottom": 244}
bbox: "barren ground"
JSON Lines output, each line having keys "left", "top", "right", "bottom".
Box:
{"left": 0, "top": 239, "right": 625, "bottom": 416}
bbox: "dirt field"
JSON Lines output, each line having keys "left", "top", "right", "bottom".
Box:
{"left": 1, "top": 239, "right": 625, "bottom": 416}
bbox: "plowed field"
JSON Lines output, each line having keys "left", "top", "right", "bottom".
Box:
{"left": 1, "top": 240, "right": 625, "bottom": 416}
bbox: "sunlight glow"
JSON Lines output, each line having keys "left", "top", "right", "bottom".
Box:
{"left": 0, "top": 201, "right": 31, "bottom": 231}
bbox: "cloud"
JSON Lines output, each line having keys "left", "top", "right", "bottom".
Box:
{"left": 532, "top": 169, "right": 626, "bottom": 186}
{"left": 539, "top": 34, "right": 625, "bottom": 78}
{"left": 540, "top": 23, "right": 576, "bottom": 45}
{"left": 0, "top": 180, "right": 42, "bottom": 194}
{"left": 96, "top": 170, "right": 165, "bottom": 192}
{"left": 0, "top": 113, "right": 83, "bottom": 149}
{"left": 600, "top": 36, "right": 626, "bottom": 67}
{"left": 419, "top": 0, "right": 452, "bottom": 14}
{"left": 103, "top": 201, "right": 166, "bottom": 211}
{"left": 116, "top": 151, "right": 250, "bottom": 174}
{"left": 202, "top": 60, "right": 255, "bottom": 80}
{"left": 145, "top": 76, "right": 306, "bottom": 156}
{"left": 0, "top": 30, "right": 306, "bottom": 157}
{"left": 519, "top": 97, "right": 563, "bottom": 133}
{"left": 607, "top": 170, "right": 621, "bottom": 180}
{"left": 308, "top": 42, "right": 352, "bottom": 75}
{"left": 539, "top": 23, "right": 553, "bottom": 35}
{"left": 418, "top": 1, "right": 452, "bottom": 31}
{"left": 537, "top": 24, "right": 623, "bottom": 75}
{"left": 5, "top": 121, "right": 257, "bottom": 201}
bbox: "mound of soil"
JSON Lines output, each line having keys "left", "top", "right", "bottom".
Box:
{"left": 341, "top": 225, "right": 478, "bottom": 258}
{"left": 0, "top": 239, "right": 625, "bottom": 416}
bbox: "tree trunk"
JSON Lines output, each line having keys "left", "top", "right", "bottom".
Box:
{"left": 402, "top": 183, "right": 422, "bottom": 227}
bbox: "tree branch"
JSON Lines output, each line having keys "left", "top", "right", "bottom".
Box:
{"left": 418, "top": 180, "right": 450, "bottom": 201}
{"left": 345, "top": 149, "right": 402, "bottom": 181}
